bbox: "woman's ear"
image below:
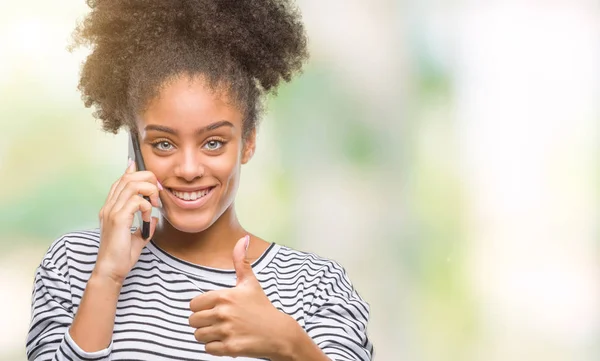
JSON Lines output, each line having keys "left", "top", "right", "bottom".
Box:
{"left": 241, "top": 129, "right": 256, "bottom": 164}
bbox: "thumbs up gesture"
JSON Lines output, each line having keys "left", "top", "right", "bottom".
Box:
{"left": 188, "top": 235, "right": 296, "bottom": 359}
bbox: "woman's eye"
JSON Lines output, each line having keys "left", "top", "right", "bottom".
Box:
{"left": 204, "top": 140, "right": 223, "bottom": 151}
{"left": 154, "top": 141, "right": 173, "bottom": 151}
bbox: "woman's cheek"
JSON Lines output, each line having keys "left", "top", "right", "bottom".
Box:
{"left": 209, "top": 147, "right": 242, "bottom": 177}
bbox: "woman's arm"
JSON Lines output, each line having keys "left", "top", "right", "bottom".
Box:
{"left": 188, "top": 239, "right": 373, "bottom": 361}
{"left": 68, "top": 272, "right": 123, "bottom": 352}
{"left": 260, "top": 260, "right": 374, "bottom": 361}
{"left": 26, "top": 258, "right": 115, "bottom": 361}
{"left": 69, "top": 160, "right": 160, "bottom": 352}
{"left": 27, "top": 161, "right": 161, "bottom": 359}
{"left": 271, "top": 317, "right": 332, "bottom": 361}
{"left": 302, "top": 261, "right": 374, "bottom": 361}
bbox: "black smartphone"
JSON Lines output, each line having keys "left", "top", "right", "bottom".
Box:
{"left": 128, "top": 131, "right": 151, "bottom": 239}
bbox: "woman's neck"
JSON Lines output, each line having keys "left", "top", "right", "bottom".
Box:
{"left": 151, "top": 204, "right": 248, "bottom": 269}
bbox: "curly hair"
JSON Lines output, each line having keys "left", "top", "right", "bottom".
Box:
{"left": 70, "top": 0, "right": 309, "bottom": 138}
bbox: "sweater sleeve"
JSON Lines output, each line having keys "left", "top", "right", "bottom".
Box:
{"left": 26, "top": 259, "right": 113, "bottom": 361}
{"left": 305, "top": 261, "right": 374, "bottom": 361}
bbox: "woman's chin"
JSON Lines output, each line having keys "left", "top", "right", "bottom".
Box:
{"left": 159, "top": 211, "right": 215, "bottom": 234}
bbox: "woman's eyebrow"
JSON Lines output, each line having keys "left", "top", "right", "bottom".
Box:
{"left": 145, "top": 120, "right": 234, "bottom": 135}
{"left": 201, "top": 120, "right": 234, "bottom": 134}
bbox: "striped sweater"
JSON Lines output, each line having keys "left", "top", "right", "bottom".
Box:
{"left": 26, "top": 229, "right": 374, "bottom": 360}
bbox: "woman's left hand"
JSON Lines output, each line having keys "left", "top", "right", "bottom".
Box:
{"left": 188, "top": 236, "right": 298, "bottom": 360}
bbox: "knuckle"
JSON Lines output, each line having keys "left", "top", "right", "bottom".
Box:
{"left": 144, "top": 171, "right": 157, "bottom": 182}
{"left": 205, "top": 342, "right": 224, "bottom": 356}
{"left": 107, "top": 210, "right": 122, "bottom": 222}
{"left": 108, "top": 216, "right": 121, "bottom": 228}
{"left": 108, "top": 210, "right": 130, "bottom": 227}
{"left": 129, "top": 194, "right": 147, "bottom": 209}
{"left": 124, "top": 181, "right": 139, "bottom": 193}
{"left": 221, "top": 321, "right": 233, "bottom": 336}
{"left": 217, "top": 291, "right": 230, "bottom": 303}
{"left": 214, "top": 305, "right": 228, "bottom": 321}
{"left": 223, "top": 341, "right": 241, "bottom": 356}
{"left": 135, "top": 170, "right": 155, "bottom": 183}
{"left": 193, "top": 328, "right": 203, "bottom": 342}
{"left": 189, "top": 298, "right": 199, "bottom": 312}
{"left": 120, "top": 173, "right": 132, "bottom": 183}
{"left": 140, "top": 199, "right": 152, "bottom": 211}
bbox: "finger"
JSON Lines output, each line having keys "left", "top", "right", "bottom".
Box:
{"left": 148, "top": 216, "right": 159, "bottom": 240}
{"left": 105, "top": 178, "right": 121, "bottom": 208}
{"left": 190, "top": 291, "right": 220, "bottom": 312}
{"left": 189, "top": 309, "right": 221, "bottom": 329}
{"left": 112, "top": 194, "right": 153, "bottom": 226}
{"left": 110, "top": 158, "right": 135, "bottom": 203}
{"left": 112, "top": 181, "right": 161, "bottom": 212}
{"left": 205, "top": 341, "right": 241, "bottom": 357}
{"left": 232, "top": 235, "right": 255, "bottom": 286}
{"left": 100, "top": 176, "right": 125, "bottom": 220}
{"left": 193, "top": 326, "right": 224, "bottom": 344}
{"left": 107, "top": 170, "right": 160, "bottom": 208}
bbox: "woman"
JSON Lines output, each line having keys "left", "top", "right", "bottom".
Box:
{"left": 26, "top": 0, "right": 373, "bottom": 360}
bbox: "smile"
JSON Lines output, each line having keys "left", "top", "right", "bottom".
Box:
{"left": 165, "top": 186, "right": 216, "bottom": 209}
{"left": 169, "top": 188, "right": 213, "bottom": 201}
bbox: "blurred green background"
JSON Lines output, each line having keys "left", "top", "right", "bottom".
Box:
{"left": 1, "top": 1, "right": 598, "bottom": 360}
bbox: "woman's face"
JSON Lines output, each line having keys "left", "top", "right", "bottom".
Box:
{"left": 136, "top": 75, "right": 255, "bottom": 233}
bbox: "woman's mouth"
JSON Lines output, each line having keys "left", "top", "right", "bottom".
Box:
{"left": 165, "top": 186, "right": 216, "bottom": 209}
{"left": 169, "top": 188, "right": 212, "bottom": 201}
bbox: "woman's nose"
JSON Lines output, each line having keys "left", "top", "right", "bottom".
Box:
{"left": 173, "top": 148, "right": 205, "bottom": 182}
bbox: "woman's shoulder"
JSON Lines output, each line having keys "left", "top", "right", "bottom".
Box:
{"left": 268, "top": 243, "right": 352, "bottom": 280}
{"left": 268, "top": 244, "right": 371, "bottom": 325}
{"left": 39, "top": 229, "right": 102, "bottom": 268}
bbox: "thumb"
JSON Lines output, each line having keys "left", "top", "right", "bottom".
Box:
{"left": 233, "top": 235, "right": 253, "bottom": 285}
{"left": 148, "top": 216, "right": 159, "bottom": 241}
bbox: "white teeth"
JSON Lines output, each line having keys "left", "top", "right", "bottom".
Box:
{"left": 171, "top": 188, "right": 211, "bottom": 201}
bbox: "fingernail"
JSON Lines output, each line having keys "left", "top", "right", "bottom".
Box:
{"left": 244, "top": 235, "right": 250, "bottom": 254}
{"left": 157, "top": 180, "right": 164, "bottom": 191}
{"left": 127, "top": 158, "right": 134, "bottom": 169}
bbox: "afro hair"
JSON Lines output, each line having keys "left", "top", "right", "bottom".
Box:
{"left": 70, "top": 0, "right": 309, "bottom": 137}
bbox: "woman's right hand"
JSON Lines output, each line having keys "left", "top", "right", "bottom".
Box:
{"left": 93, "top": 159, "right": 161, "bottom": 285}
